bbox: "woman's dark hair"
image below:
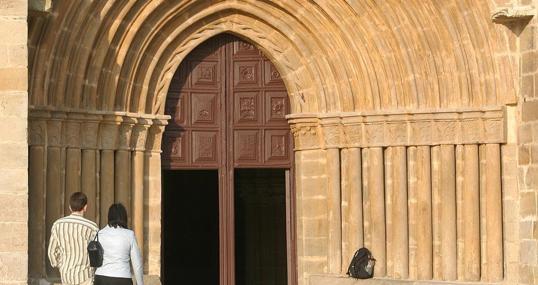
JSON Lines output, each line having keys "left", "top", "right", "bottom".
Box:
{"left": 108, "top": 203, "right": 128, "bottom": 229}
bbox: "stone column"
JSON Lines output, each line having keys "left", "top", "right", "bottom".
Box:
{"left": 64, "top": 119, "right": 81, "bottom": 215}
{"left": 432, "top": 145, "right": 457, "bottom": 281}
{"left": 28, "top": 118, "right": 47, "bottom": 278}
{"left": 408, "top": 146, "right": 432, "bottom": 280}
{"left": 131, "top": 118, "right": 151, "bottom": 259}
{"left": 461, "top": 144, "right": 480, "bottom": 280}
{"left": 480, "top": 144, "right": 503, "bottom": 281}
{"left": 115, "top": 117, "right": 134, "bottom": 223}
{"left": 81, "top": 117, "right": 100, "bottom": 222}
{"left": 385, "top": 146, "right": 408, "bottom": 279}
{"left": 340, "top": 147, "right": 363, "bottom": 271}
{"left": 326, "top": 148, "right": 342, "bottom": 273}
{"left": 145, "top": 119, "right": 167, "bottom": 278}
{"left": 99, "top": 115, "right": 121, "bottom": 226}
{"left": 321, "top": 118, "right": 343, "bottom": 273}
{"left": 362, "top": 147, "right": 386, "bottom": 277}
{"left": 45, "top": 116, "right": 64, "bottom": 277}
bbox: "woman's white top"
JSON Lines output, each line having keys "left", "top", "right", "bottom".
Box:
{"left": 95, "top": 225, "right": 144, "bottom": 285}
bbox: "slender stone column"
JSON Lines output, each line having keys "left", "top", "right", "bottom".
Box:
{"left": 462, "top": 144, "right": 480, "bottom": 280}
{"left": 99, "top": 116, "right": 121, "bottom": 226}
{"left": 64, "top": 120, "right": 81, "bottom": 214}
{"left": 28, "top": 119, "right": 47, "bottom": 277}
{"left": 481, "top": 144, "right": 503, "bottom": 281}
{"left": 326, "top": 148, "right": 342, "bottom": 274}
{"left": 433, "top": 145, "right": 457, "bottom": 280}
{"left": 81, "top": 119, "right": 100, "bottom": 222}
{"left": 385, "top": 146, "right": 408, "bottom": 279}
{"left": 145, "top": 120, "right": 167, "bottom": 277}
{"left": 115, "top": 117, "right": 134, "bottom": 224}
{"left": 340, "top": 147, "right": 363, "bottom": 271}
{"left": 131, "top": 118, "right": 151, "bottom": 257}
{"left": 408, "top": 146, "right": 432, "bottom": 280}
{"left": 45, "top": 118, "right": 64, "bottom": 277}
{"left": 363, "top": 147, "right": 386, "bottom": 277}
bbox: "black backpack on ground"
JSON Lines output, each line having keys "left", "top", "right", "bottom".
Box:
{"left": 347, "top": 247, "right": 375, "bottom": 279}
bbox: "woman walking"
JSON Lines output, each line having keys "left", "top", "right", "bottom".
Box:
{"left": 94, "top": 203, "right": 144, "bottom": 285}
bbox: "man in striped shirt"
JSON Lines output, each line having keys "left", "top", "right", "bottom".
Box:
{"left": 48, "top": 192, "right": 99, "bottom": 285}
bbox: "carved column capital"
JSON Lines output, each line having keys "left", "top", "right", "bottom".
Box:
{"left": 320, "top": 117, "right": 343, "bottom": 149}
{"left": 146, "top": 119, "right": 168, "bottom": 153}
{"left": 118, "top": 116, "right": 136, "bottom": 150}
{"left": 289, "top": 119, "right": 321, "bottom": 150}
{"left": 29, "top": 118, "right": 48, "bottom": 146}
{"left": 47, "top": 112, "right": 67, "bottom": 147}
{"left": 99, "top": 115, "right": 123, "bottom": 150}
{"left": 131, "top": 118, "right": 153, "bottom": 151}
{"left": 81, "top": 115, "right": 102, "bottom": 149}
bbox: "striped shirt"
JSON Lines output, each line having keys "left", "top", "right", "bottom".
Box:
{"left": 48, "top": 213, "right": 99, "bottom": 285}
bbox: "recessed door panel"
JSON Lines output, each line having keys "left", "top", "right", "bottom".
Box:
{"left": 163, "top": 34, "right": 291, "bottom": 168}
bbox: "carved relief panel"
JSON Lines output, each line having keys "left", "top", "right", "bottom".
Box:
{"left": 163, "top": 34, "right": 291, "bottom": 169}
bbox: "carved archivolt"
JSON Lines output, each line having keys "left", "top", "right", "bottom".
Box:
{"left": 28, "top": 0, "right": 517, "bottom": 116}
{"left": 288, "top": 108, "right": 506, "bottom": 150}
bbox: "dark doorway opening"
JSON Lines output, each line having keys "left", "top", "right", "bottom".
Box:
{"left": 162, "top": 170, "right": 220, "bottom": 284}
{"left": 235, "top": 169, "right": 288, "bottom": 285}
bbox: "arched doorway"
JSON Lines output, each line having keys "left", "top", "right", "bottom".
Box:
{"left": 161, "top": 34, "right": 295, "bottom": 285}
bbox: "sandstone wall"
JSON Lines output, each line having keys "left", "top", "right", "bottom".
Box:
{"left": 517, "top": 1, "right": 538, "bottom": 284}
{"left": 0, "top": 0, "right": 27, "bottom": 284}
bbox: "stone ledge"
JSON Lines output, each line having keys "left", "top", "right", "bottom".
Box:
{"left": 309, "top": 275, "right": 501, "bottom": 285}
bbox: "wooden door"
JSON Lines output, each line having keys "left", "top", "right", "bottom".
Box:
{"left": 162, "top": 34, "right": 295, "bottom": 285}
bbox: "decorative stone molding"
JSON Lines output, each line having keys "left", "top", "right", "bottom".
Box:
{"left": 492, "top": 5, "right": 535, "bottom": 23}
{"left": 29, "top": 118, "right": 47, "bottom": 146}
{"left": 99, "top": 115, "right": 123, "bottom": 150}
{"left": 47, "top": 113, "right": 66, "bottom": 147}
{"left": 288, "top": 108, "right": 506, "bottom": 150}
{"left": 146, "top": 119, "right": 168, "bottom": 153}
{"left": 81, "top": 115, "right": 101, "bottom": 150}
{"left": 320, "top": 117, "right": 343, "bottom": 149}
{"left": 28, "top": 108, "right": 170, "bottom": 151}
{"left": 289, "top": 118, "right": 321, "bottom": 150}
{"left": 131, "top": 118, "right": 152, "bottom": 151}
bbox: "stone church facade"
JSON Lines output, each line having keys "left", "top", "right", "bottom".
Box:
{"left": 1, "top": 0, "right": 538, "bottom": 284}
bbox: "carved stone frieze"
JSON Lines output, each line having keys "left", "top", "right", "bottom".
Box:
{"left": 28, "top": 108, "right": 171, "bottom": 151}
{"left": 288, "top": 108, "right": 506, "bottom": 150}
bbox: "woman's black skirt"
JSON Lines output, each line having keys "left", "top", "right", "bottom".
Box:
{"left": 94, "top": 275, "right": 133, "bottom": 285}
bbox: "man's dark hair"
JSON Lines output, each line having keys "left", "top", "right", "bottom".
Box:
{"left": 69, "top": 192, "right": 88, "bottom": 212}
{"left": 108, "top": 203, "right": 128, "bottom": 229}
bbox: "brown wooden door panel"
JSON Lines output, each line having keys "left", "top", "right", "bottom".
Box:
{"left": 162, "top": 34, "right": 296, "bottom": 285}
{"left": 163, "top": 34, "right": 290, "bottom": 168}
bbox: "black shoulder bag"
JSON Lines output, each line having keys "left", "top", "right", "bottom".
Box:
{"left": 87, "top": 231, "right": 104, "bottom": 267}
